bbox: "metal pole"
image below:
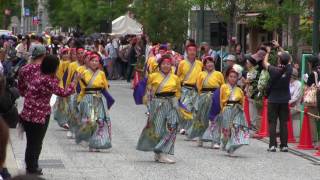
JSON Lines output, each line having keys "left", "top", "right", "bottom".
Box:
{"left": 300, "top": 54, "right": 311, "bottom": 130}
{"left": 312, "top": 0, "right": 320, "bottom": 55}
{"left": 21, "top": 0, "right": 24, "bottom": 34}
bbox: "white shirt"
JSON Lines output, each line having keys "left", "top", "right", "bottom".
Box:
{"left": 15, "top": 43, "right": 28, "bottom": 58}
{"left": 0, "top": 61, "right": 3, "bottom": 75}
{"left": 289, "top": 79, "right": 302, "bottom": 106}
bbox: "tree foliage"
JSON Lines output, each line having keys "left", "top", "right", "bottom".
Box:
{"left": 47, "top": 0, "right": 129, "bottom": 34}
{"left": 0, "top": 0, "right": 37, "bottom": 29}
{"left": 132, "top": 0, "right": 191, "bottom": 46}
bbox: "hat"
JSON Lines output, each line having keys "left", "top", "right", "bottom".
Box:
{"left": 223, "top": 54, "right": 236, "bottom": 62}
{"left": 30, "top": 44, "right": 46, "bottom": 59}
{"left": 291, "top": 68, "right": 298, "bottom": 79}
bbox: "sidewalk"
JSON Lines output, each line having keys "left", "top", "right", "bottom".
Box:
{"left": 259, "top": 138, "right": 320, "bottom": 164}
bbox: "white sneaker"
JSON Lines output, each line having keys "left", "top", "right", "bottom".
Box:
{"left": 67, "top": 131, "right": 73, "bottom": 138}
{"left": 179, "top": 129, "right": 186, "bottom": 135}
{"left": 158, "top": 154, "right": 176, "bottom": 164}
{"left": 212, "top": 143, "right": 220, "bottom": 149}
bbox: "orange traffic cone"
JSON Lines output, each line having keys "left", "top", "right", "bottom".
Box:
{"left": 297, "top": 108, "right": 314, "bottom": 150}
{"left": 287, "top": 106, "right": 296, "bottom": 143}
{"left": 244, "top": 96, "right": 251, "bottom": 127}
{"left": 314, "top": 149, "right": 320, "bottom": 156}
{"left": 255, "top": 97, "right": 269, "bottom": 138}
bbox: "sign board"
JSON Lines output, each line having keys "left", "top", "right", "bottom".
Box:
{"left": 24, "top": 8, "right": 30, "bottom": 16}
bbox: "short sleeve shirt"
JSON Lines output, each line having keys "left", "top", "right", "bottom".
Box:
{"left": 267, "top": 64, "right": 292, "bottom": 103}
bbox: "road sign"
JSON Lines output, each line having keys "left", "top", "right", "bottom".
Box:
{"left": 24, "top": 8, "right": 30, "bottom": 16}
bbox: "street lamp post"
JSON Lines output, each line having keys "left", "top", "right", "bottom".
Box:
{"left": 313, "top": 0, "right": 320, "bottom": 55}
{"left": 21, "top": 0, "right": 24, "bottom": 34}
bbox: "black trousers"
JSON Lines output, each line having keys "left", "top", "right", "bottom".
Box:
{"left": 268, "top": 102, "right": 289, "bottom": 148}
{"left": 23, "top": 116, "right": 49, "bottom": 171}
{"left": 126, "top": 64, "right": 134, "bottom": 82}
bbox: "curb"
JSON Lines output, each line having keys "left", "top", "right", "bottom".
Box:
{"left": 259, "top": 138, "right": 320, "bottom": 165}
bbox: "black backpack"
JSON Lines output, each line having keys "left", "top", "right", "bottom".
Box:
{"left": 0, "top": 87, "right": 20, "bottom": 128}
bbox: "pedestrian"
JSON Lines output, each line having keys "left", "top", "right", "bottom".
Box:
{"left": 304, "top": 55, "right": 320, "bottom": 145}
{"left": 105, "top": 38, "right": 118, "bottom": 80}
{"left": 177, "top": 43, "right": 203, "bottom": 134}
{"left": 289, "top": 68, "right": 302, "bottom": 137}
{"left": 18, "top": 44, "right": 46, "bottom": 98}
{"left": 219, "top": 67, "right": 250, "bottom": 155}
{"left": 262, "top": 50, "right": 292, "bottom": 152}
{"left": 0, "top": 117, "right": 11, "bottom": 179}
{"left": 127, "top": 37, "right": 138, "bottom": 83}
{"left": 19, "top": 55, "right": 78, "bottom": 175}
{"left": 244, "top": 54, "right": 260, "bottom": 131}
{"left": 187, "top": 56, "right": 224, "bottom": 147}
{"left": 53, "top": 48, "right": 71, "bottom": 129}
{"left": 137, "top": 55, "right": 180, "bottom": 164}
{"left": 15, "top": 36, "right": 28, "bottom": 64}
{"left": 76, "top": 53, "right": 112, "bottom": 151}
{"left": 223, "top": 54, "right": 236, "bottom": 75}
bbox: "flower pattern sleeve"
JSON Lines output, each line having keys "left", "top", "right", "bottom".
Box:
{"left": 47, "top": 77, "right": 75, "bottom": 97}
{"left": 18, "top": 68, "right": 27, "bottom": 96}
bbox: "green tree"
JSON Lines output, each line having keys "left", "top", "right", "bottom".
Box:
{"left": 132, "top": 0, "right": 191, "bottom": 47}
{"left": 47, "top": 0, "right": 129, "bottom": 34}
{"left": 0, "top": 0, "right": 37, "bottom": 29}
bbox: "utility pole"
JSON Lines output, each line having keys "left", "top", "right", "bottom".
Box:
{"left": 21, "top": 0, "right": 24, "bottom": 34}
{"left": 313, "top": 0, "right": 320, "bottom": 55}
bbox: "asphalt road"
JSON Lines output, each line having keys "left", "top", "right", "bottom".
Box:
{"left": 9, "top": 81, "right": 320, "bottom": 180}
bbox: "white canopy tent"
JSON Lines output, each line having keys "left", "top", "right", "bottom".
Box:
{"left": 111, "top": 15, "right": 143, "bottom": 36}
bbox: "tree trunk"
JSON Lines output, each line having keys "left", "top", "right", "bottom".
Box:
{"left": 227, "top": 0, "right": 236, "bottom": 48}
{"left": 290, "top": 15, "right": 300, "bottom": 63}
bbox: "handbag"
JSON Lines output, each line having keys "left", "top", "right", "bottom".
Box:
{"left": 304, "top": 72, "right": 318, "bottom": 107}
{"left": 0, "top": 88, "right": 20, "bottom": 128}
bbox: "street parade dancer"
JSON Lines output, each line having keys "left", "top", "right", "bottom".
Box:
{"left": 65, "top": 48, "right": 85, "bottom": 138}
{"left": 187, "top": 56, "right": 224, "bottom": 147}
{"left": 137, "top": 55, "right": 181, "bottom": 164}
{"left": 53, "top": 48, "right": 71, "bottom": 129}
{"left": 176, "top": 43, "right": 203, "bottom": 135}
{"left": 217, "top": 66, "right": 250, "bottom": 155}
{"left": 76, "top": 53, "right": 113, "bottom": 151}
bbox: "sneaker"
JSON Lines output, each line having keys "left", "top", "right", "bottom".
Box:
{"left": 179, "top": 129, "right": 186, "bottom": 135}
{"left": 26, "top": 168, "right": 43, "bottom": 175}
{"left": 280, "top": 146, "right": 289, "bottom": 152}
{"left": 267, "top": 146, "right": 277, "bottom": 152}
{"left": 212, "top": 143, "right": 220, "bottom": 149}
{"left": 158, "top": 154, "right": 176, "bottom": 164}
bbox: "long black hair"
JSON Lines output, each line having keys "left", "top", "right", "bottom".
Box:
{"left": 41, "top": 55, "right": 60, "bottom": 75}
